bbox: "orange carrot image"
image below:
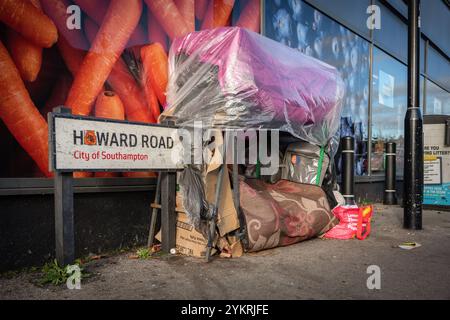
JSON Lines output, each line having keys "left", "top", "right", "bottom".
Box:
{"left": 57, "top": 36, "right": 85, "bottom": 76}
{"left": 41, "top": 0, "right": 90, "bottom": 74}
{"left": 122, "top": 172, "right": 157, "bottom": 178}
{"left": 195, "top": 0, "right": 209, "bottom": 20}
{"left": 65, "top": 0, "right": 143, "bottom": 116}
{"left": 6, "top": 0, "right": 43, "bottom": 82}
{"left": 83, "top": 17, "right": 99, "bottom": 45}
{"left": 147, "top": 9, "right": 168, "bottom": 52}
{"left": 142, "top": 69, "right": 161, "bottom": 122}
{"left": 95, "top": 171, "right": 119, "bottom": 178}
{"left": 110, "top": 61, "right": 156, "bottom": 123}
{"left": 24, "top": 46, "right": 62, "bottom": 104}
{"left": 40, "top": 0, "right": 89, "bottom": 50}
{"left": 0, "top": 0, "right": 58, "bottom": 48}
{"left": 95, "top": 91, "right": 125, "bottom": 120}
{"left": 73, "top": 172, "right": 93, "bottom": 178}
{"left": 84, "top": 17, "right": 155, "bottom": 123}
{"left": 72, "top": 0, "right": 108, "bottom": 24}
{"left": 6, "top": 30, "right": 42, "bottom": 82}
{"left": 141, "top": 43, "right": 168, "bottom": 109}
{"left": 94, "top": 91, "right": 124, "bottom": 178}
{"left": 41, "top": 72, "right": 73, "bottom": 117}
{"left": 0, "top": 41, "right": 51, "bottom": 177}
{"left": 74, "top": 0, "right": 147, "bottom": 47}
{"left": 145, "top": 0, "right": 191, "bottom": 40}
{"left": 236, "top": 0, "right": 260, "bottom": 33}
{"left": 175, "top": 0, "right": 195, "bottom": 32}
{"left": 201, "top": 0, "right": 235, "bottom": 30}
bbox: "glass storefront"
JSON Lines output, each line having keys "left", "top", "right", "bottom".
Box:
{"left": 425, "top": 80, "right": 450, "bottom": 115}
{"left": 371, "top": 47, "right": 407, "bottom": 175}
{"left": 264, "top": 0, "right": 449, "bottom": 178}
{"left": 304, "top": 0, "right": 371, "bottom": 38}
{"left": 373, "top": 0, "right": 408, "bottom": 63}
{"left": 426, "top": 45, "right": 450, "bottom": 93}
{"left": 265, "top": 0, "right": 370, "bottom": 175}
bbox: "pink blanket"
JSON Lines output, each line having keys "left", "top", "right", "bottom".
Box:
{"left": 163, "top": 27, "right": 344, "bottom": 146}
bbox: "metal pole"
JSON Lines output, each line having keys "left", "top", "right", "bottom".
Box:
{"left": 404, "top": 0, "right": 423, "bottom": 229}
{"left": 384, "top": 142, "right": 397, "bottom": 205}
{"left": 341, "top": 136, "right": 355, "bottom": 205}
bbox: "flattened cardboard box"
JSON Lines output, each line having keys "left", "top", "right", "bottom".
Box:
{"left": 156, "top": 212, "right": 216, "bottom": 258}
{"left": 157, "top": 191, "right": 242, "bottom": 258}
{"left": 204, "top": 132, "right": 240, "bottom": 236}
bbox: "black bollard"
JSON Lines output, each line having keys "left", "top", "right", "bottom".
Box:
{"left": 341, "top": 136, "right": 355, "bottom": 205}
{"left": 445, "top": 119, "right": 450, "bottom": 147}
{"left": 404, "top": 0, "right": 423, "bottom": 230}
{"left": 384, "top": 142, "right": 397, "bottom": 205}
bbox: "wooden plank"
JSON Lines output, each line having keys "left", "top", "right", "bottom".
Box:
{"left": 150, "top": 203, "right": 185, "bottom": 213}
{"left": 52, "top": 107, "right": 75, "bottom": 266}
{"left": 54, "top": 169, "right": 75, "bottom": 266}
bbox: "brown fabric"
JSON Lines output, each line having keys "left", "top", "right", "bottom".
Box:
{"left": 240, "top": 179, "right": 337, "bottom": 252}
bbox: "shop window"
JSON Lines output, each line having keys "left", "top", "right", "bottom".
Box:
{"left": 371, "top": 47, "right": 407, "bottom": 176}
{"left": 303, "top": 0, "right": 371, "bottom": 38}
{"left": 264, "top": 0, "right": 370, "bottom": 175}
{"left": 425, "top": 80, "right": 450, "bottom": 115}
{"left": 427, "top": 45, "right": 450, "bottom": 93}
{"left": 372, "top": 0, "right": 408, "bottom": 63}
{"left": 421, "top": 0, "right": 450, "bottom": 57}
{"left": 421, "top": 75, "right": 426, "bottom": 108}
{"left": 384, "top": 0, "right": 408, "bottom": 18}
{"left": 420, "top": 37, "right": 426, "bottom": 74}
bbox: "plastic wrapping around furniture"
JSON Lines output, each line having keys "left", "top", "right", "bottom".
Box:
{"left": 160, "top": 27, "right": 345, "bottom": 147}
{"left": 281, "top": 141, "right": 330, "bottom": 186}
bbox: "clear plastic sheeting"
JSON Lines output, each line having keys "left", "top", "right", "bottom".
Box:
{"left": 161, "top": 27, "right": 345, "bottom": 147}
{"left": 178, "top": 165, "right": 209, "bottom": 233}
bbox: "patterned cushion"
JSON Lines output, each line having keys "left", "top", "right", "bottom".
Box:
{"left": 240, "top": 179, "right": 337, "bottom": 252}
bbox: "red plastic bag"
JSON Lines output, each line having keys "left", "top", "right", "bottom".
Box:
{"left": 324, "top": 205, "right": 373, "bottom": 240}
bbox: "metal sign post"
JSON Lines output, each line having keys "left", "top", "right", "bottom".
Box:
{"left": 48, "top": 107, "right": 182, "bottom": 265}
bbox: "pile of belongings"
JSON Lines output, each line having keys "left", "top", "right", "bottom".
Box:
{"left": 160, "top": 27, "right": 349, "bottom": 258}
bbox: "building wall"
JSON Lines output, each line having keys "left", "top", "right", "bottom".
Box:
{"left": 264, "top": 0, "right": 450, "bottom": 179}
{"left": 0, "top": 189, "right": 155, "bottom": 272}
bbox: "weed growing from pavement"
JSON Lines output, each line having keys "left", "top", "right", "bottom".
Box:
{"left": 136, "top": 248, "right": 151, "bottom": 259}
{"left": 134, "top": 246, "right": 167, "bottom": 260}
{"left": 1, "top": 246, "right": 164, "bottom": 285}
{"left": 39, "top": 259, "right": 87, "bottom": 286}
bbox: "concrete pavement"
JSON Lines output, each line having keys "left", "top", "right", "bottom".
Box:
{"left": 1, "top": 205, "right": 449, "bottom": 300}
